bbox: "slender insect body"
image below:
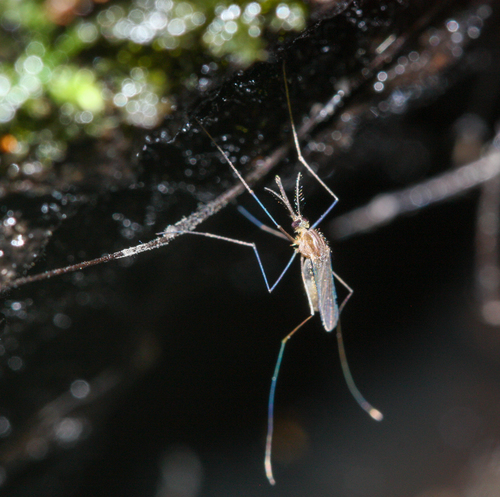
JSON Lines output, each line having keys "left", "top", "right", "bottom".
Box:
{"left": 267, "top": 174, "right": 339, "bottom": 332}
{"left": 253, "top": 169, "right": 382, "bottom": 485}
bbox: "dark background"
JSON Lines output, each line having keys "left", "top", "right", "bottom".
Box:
{"left": 1, "top": 1, "right": 500, "bottom": 496}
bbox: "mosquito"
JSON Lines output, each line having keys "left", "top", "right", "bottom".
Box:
{"left": 166, "top": 64, "right": 384, "bottom": 485}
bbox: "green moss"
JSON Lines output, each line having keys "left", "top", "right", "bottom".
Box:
{"left": 49, "top": 67, "right": 105, "bottom": 113}
{"left": 0, "top": 0, "right": 309, "bottom": 174}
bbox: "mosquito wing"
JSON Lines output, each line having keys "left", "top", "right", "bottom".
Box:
{"left": 311, "top": 249, "right": 339, "bottom": 332}
{"left": 301, "top": 257, "right": 318, "bottom": 316}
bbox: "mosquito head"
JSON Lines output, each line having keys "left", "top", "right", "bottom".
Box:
{"left": 291, "top": 216, "right": 309, "bottom": 232}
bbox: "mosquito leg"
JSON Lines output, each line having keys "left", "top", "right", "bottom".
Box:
{"left": 197, "top": 120, "right": 286, "bottom": 233}
{"left": 237, "top": 206, "right": 290, "bottom": 240}
{"left": 335, "top": 319, "right": 383, "bottom": 422}
{"left": 330, "top": 271, "right": 383, "bottom": 421}
{"left": 310, "top": 196, "right": 339, "bottom": 230}
{"left": 163, "top": 229, "right": 298, "bottom": 293}
{"left": 265, "top": 314, "right": 314, "bottom": 485}
{"left": 283, "top": 66, "right": 341, "bottom": 230}
{"left": 332, "top": 269, "right": 354, "bottom": 315}
{"left": 283, "top": 62, "right": 339, "bottom": 208}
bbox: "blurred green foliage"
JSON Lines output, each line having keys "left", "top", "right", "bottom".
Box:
{"left": 0, "top": 0, "right": 308, "bottom": 175}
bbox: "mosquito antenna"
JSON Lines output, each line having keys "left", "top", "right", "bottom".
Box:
{"left": 274, "top": 176, "right": 293, "bottom": 211}
{"left": 336, "top": 319, "right": 383, "bottom": 421}
{"left": 265, "top": 175, "right": 297, "bottom": 221}
{"left": 282, "top": 62, "right": 338, "bottom": 203}
{"left": 265, "top": 314, "right": 314, "bottom": 485}
{"left": 264, "top": 186, "right": 285, "bottom": 205}
{"left": 294, "top": 173, "right": 303, "bottom": 218}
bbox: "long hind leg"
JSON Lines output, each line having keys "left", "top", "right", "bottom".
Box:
{"left": 333, "top": 271, "right": 383, "bottom": 421}
{"left": 264, "top": 314, "right": 314, "bottom": 485}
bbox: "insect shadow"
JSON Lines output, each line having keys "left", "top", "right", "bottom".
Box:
{"left": 166, "top": 64, "right": 383, "bottom": 485}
